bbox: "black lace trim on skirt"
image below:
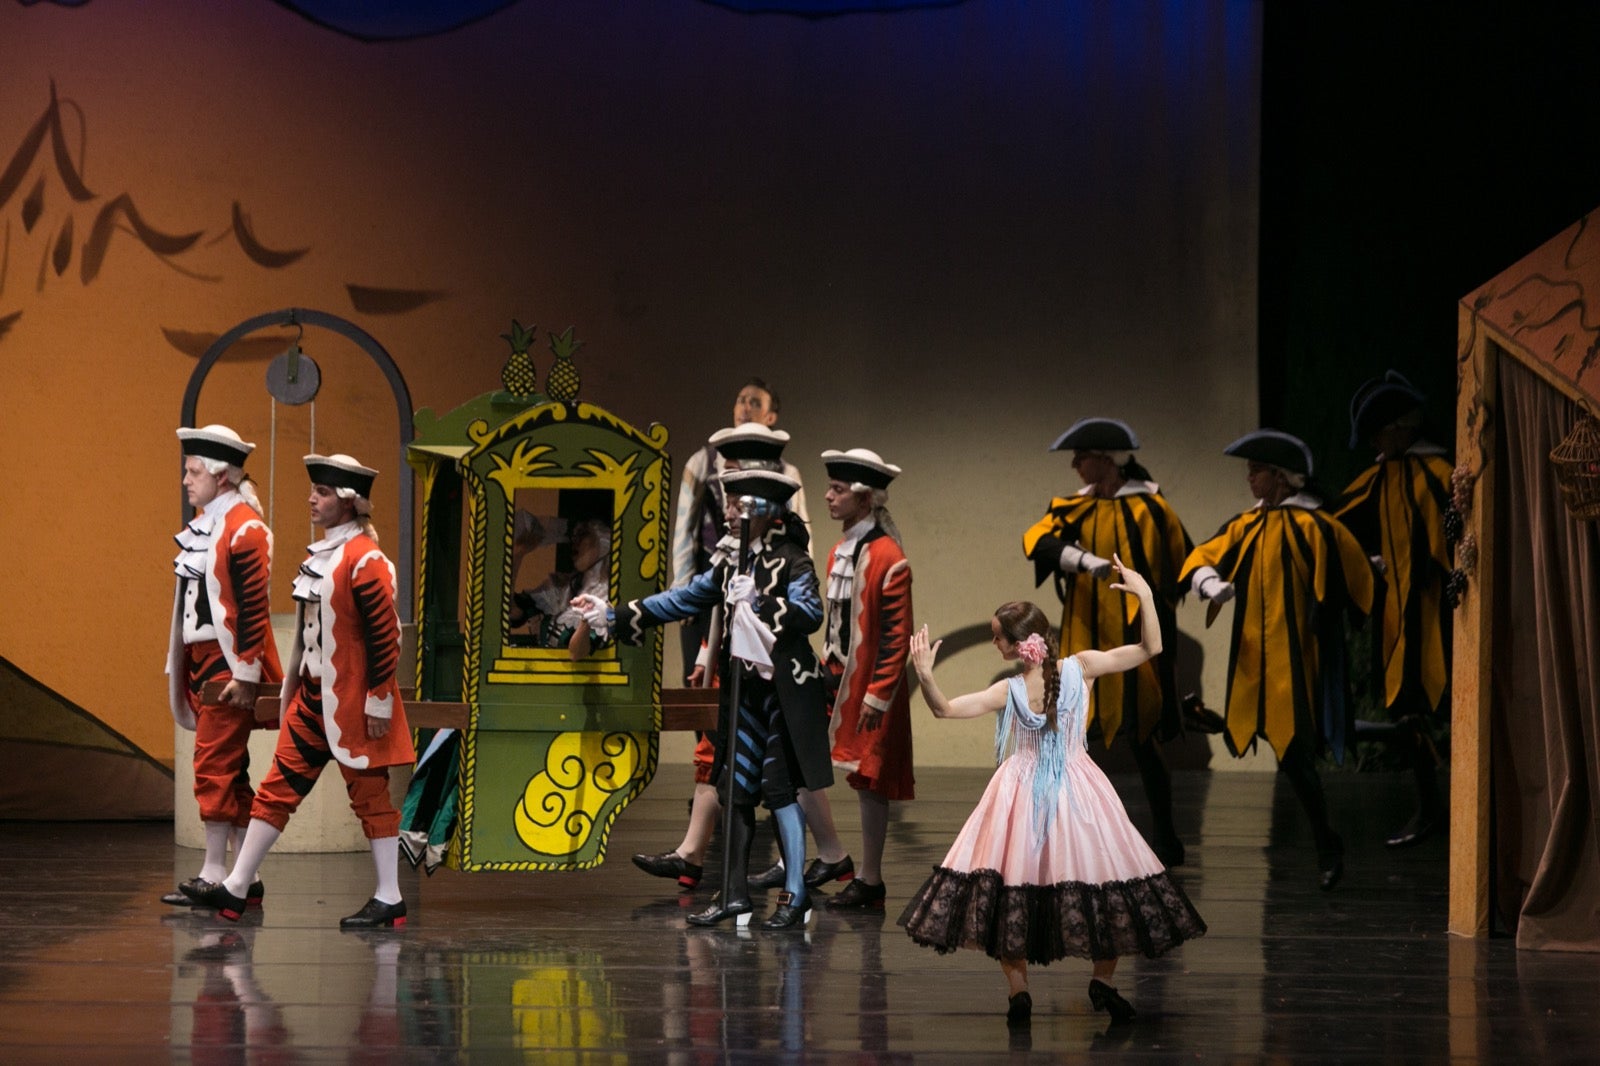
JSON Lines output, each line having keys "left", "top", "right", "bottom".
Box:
{"left": 897, "top": 866, "right": 1206, "bottom": 964}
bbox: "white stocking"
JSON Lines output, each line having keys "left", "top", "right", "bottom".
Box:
{"left": 223, "top": 820, "right": 281, "bottom": 897}
{"left": 200, "top": 821, "right": 233, "bottom": 882}
{"left": 371, "top": 836, "right": 402, "bottom": 905}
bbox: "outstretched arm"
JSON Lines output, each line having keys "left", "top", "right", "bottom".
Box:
{"left": 1076, "top": 554, "right": 1164, "bottom": 680}
{"left": 909, "top": 625, "right": 1009, "bottom": 719}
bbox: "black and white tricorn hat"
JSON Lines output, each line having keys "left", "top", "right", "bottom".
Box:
{"left": 304, "top": 453, "right": 378, "bottom": 498}
{"left": 1348, "top": 370, "right": 1427, "bottom": 448}
{"left": 721, "top": 467, "right": 801, "bottom": 507}
{"left": 1223, "top": 429, "right": 1314, "bottom": 477}
{"left": 821, "top": 448, "right": 900, "bottom": 492}
{"left": 1047, "top": 417, "right": 1141, "bottom": 454}
{"left": 709, "top": 423, "right": 790, "bottom": 464}
{"left": 177, "top": 424, "right": 256, "bottom": 468}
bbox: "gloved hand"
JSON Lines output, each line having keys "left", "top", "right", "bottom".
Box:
{"left": 1192, "top": 567, "right": 1235, "bottom": 606}
{"left": 726, "top": 573, "right": 758, "bottom": 608}
{"left": 570, "top": 593, "right": 612, "bottom": 629}
{"left": 1368, "top": 554, "right": 1389, "bottom": 576}
{"left": 1060, "top": 544, "right": 1113, "bottom": 580}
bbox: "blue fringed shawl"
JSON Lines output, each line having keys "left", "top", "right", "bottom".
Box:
{"left": 994, "top": 656, "right": 1090, "bottom": 842}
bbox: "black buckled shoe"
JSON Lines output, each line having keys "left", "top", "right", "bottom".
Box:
{"left": 339, "top": 898, "right": 407, "bottom": 929}
{"left": 760, "top": 890, "right": 812, "bottom": 930}
{"left": 180, "top": 880, "right": 250, "bottom": 921}
{"left": 1089, "top": 979, "right": 1136, "bottom": 1024}
{"left": 826, "top": 878, "right": 886, "bottom": 910}
{"left": 747, "top": 862, "right": 787, "bottom": 891}
{"left": 1006, "top": 990, "right": 1032, "bottom": 1029}
{"left": 631, "top": 851, "right": 703, "bottom": 889}
{"left": 803, "top": 854, "right": 855, "bottom": 888}
{"left": 686, "top": 892, "right": 754, "bottom": 927}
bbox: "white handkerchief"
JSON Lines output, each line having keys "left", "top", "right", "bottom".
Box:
{"left": 728, "top": 600, "right": 776, "bottom": 679}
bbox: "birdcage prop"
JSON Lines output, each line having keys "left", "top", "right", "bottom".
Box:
{"left": 1549, "top": 413, "right": 1600, "bottom": 521}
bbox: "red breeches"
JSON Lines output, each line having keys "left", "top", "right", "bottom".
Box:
{"left": 251, "top": 681, "right": 398, "bottom": 839}
{"left": 186, "top": 641, "right": 255, "bottom": 827}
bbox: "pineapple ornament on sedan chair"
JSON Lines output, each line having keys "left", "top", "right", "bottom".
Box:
{"left": 546, "top": 326, "right": 583, "bottom": 402}
{"left": 500, "top": 319, "right": 540, "bottom": 398}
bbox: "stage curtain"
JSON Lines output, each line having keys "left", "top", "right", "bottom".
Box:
{"left": 1490, "top": 350, "right": 1600, "bottom": 951}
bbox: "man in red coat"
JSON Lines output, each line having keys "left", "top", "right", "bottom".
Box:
{"left": 163, "top": 425, "right": 283, "bottom": 908}
{"left": 187, "top": 453, "right": 415, "bottom": 928}
{"left": 816, "top": 448, "right": 915, "bottom": 909}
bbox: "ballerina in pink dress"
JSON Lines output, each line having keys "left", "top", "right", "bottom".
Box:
{"left": 900, "top": 555, "right": 1205, "bottom": 1028}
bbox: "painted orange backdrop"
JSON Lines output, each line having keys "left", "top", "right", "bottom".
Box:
{"left": 0, "top": 0, "right": 1262, "bottom": 778}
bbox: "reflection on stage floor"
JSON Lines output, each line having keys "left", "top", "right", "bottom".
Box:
{"left": 2, "top": 766, "right": 1597, "bottom": 1063}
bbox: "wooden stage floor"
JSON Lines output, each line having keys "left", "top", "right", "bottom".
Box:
{"left": 2, "top": 765, "right": 1597, "bottom": 1063}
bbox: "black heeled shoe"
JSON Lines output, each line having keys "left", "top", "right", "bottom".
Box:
{"left": 631, "top": 851, "right": 703, "bottom": 889}
{"left": 826, "top": 878, "right": 886, "bottom": 910}
{"left": 340, "top": 898, "right": 407, "bottom": 929}
{"left": 1089, "top": 979, "right": 1136, "bottom": 1024}
{"left": 747, "top": 862, "right": 786, "bottom": 891}
{"left": 803, "top": 854, "right": 855, "bottom": 888}
{"left": 686, "top": 892, "right": 753, "bottom": 927}
{"left": 180, "top": 880, "right": 250, "bottom": 921}
{"left": 165, "top": 878, "right": 264, "bottom": 908}
{"left": 1319, "top": 858, "right": 1345, "bottom": 891}
{"left": 760, "top": 890, "right": 812, "bottom": 930}
{"left": 1006, "top": 990, "right": 1032, "bottom": 1028}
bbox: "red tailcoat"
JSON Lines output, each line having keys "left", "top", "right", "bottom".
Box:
{"left": 281, "top": 532, "right": 414, "bottom": 770}
{"left": 166, "top": 499, "right": 283, "bottom": 729}
{"left": 825, "top": 528, "right": 915, "bottom": 800}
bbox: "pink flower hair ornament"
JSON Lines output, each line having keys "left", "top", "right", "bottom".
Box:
{"left": 1016, "top": 632, "right": 1049, "bottom": 667}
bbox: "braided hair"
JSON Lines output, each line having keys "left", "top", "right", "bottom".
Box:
{"left": 993, "top": 601, "right": 1061, "bottom": 731}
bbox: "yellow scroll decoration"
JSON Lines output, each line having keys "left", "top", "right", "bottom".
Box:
{"left": 512, "top": 731, "right": 643, "bottom": 856}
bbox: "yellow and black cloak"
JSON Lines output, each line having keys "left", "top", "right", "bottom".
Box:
{"left": 1332, "top": 448, "right": 1453, "bottom": 716}
{"left": 1022, "top": 485, "right": 1192, "bottom": 744}
{"left": 1180, "top": 500, "right": 1376, "bottom": 760}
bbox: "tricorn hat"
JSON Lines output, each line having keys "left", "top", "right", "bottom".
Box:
{"left": 1048, "top": 417, "right": 1140, "bottom": 454}
{"left": 709, "top": 423, "right": 790, "bottom": 464}
{"left": 1223, "top": 429, "right": 1314, "bottom": 477}
{"left": 177, "top": 424, "right": 255, "bottom": 468}
{"left": 721, "top": 467, "right": 801, "bottom": 506}
{"left": 1348, "top": 370, "right": 1426, "bottom": 448}
{"left": 821, "top": 448, "right": 900, "bottom": 491}
{"left": 304, "top": 453, "right": 378, "bottom": 498}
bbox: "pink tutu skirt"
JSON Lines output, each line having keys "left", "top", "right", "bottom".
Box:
{"left": 899, "top": 749, "right": 1205, "bottom": 964}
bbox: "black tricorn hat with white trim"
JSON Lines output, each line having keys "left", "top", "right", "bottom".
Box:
{"left": 1048, "top": 417, "right": 1140, "bottom": 453}
{"left": 304, "top": 453, "right": 378, "bottom": 498}
{"left": 177, "top": 424, "right": 256, "bottom": 468}
{"left": 721, "top": 467, "right": 801, "bottom": 506}
{"left": 709, "top": 423, "right": 790, "bottom": 464}
{"left": 1348, "top": 370, "right": 1426, "bottom": 448}
{"left": 1223, "top": 429, "right": 1314, "bottom": 477}
{"left": 821, "top": 448, "right": 900, "bottom": 491}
